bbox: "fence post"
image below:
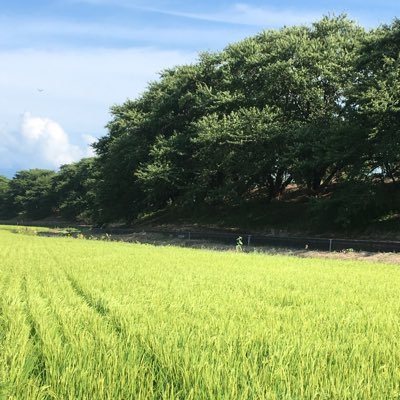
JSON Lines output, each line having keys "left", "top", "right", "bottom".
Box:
{"left": 247, "top": 235, "right": 251, "bottom": 246}
{"left": 188, "top": 232, "right": 191, "bottom": 241}
{"left": 329, "top": 239, "right": 333, "bottom": 252}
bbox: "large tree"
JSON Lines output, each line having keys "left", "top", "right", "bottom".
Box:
{"left": 0, "top": 176, "right": 11, "bottom": 219}
{"left": 192, "top": 106, "right": 289, "bottom": 203}
{"left": 222, "top": 15, "right": 366, "bottom": 191}
{"left": 53, "top": 158, "right": 97, "bottom": 221}
{"left": 349, "top": 20, "right": 400, "bottom": 182}
{"left": 7, "top": 169, "right": 56, "bottom": 219}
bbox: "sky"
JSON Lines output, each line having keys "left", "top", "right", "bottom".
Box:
{"left": 1, "top": 0, "right": 399, "bottom": 177}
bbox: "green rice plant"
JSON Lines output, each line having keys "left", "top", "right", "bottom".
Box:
{"left": 1, "top": 225, "right": 400, "bottom": 399}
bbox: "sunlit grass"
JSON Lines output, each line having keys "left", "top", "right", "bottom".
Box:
{"left": 1, "top": 226, "right": 400, "bottom": 399}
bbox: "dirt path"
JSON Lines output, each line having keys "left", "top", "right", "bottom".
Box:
{"left": 103, "top": 231, "right": 400, "bottom": 265}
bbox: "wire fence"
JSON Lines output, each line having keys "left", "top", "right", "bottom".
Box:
{"left": 2, "top": 221, "right": 399, "bottom": 253}
{"left": 91, "top": 228, "right": 400, "bottom": 253}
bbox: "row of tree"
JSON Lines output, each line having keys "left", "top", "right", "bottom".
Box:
{"left": 1, "top": 16, "right": 399, "bottom": 229}
{"left": 0, "top": 161, "right": 96, "bottom": 221}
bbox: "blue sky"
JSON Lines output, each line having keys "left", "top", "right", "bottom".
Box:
{"left": 1, "top": 0, "right": 399, "bottom": 177}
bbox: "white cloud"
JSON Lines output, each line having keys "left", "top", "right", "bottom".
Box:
{"left": 71, "top": 1, "right": 322, "bottom": 27}
{"left": 70, "top": 0, "right": 389, "bottom": 28}
{"left": 0, "top": 113, "right": 92, "bottom": 173}
{"left": 82, "top": 134, "right": 97, "bottom": 157}
{"left": 138, "top": 3, "right": 322, "bottom": 27}
{"left": 21, "top": 112, "right": 84, "bottom": 167}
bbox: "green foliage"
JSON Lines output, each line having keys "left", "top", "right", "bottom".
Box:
{"left": 52, "top": 158, "right": 97, "bottom": 222}
{"left": 97, "top": 14, "right": 369, "bottom": 217}
{"left": 349, "top": 20, "right": 400, "bottom": 182}
{"left": 308, "top": 181, "right": 392, "bottom": 229}
{"left": 7, "top": 169, "right": 56, "bottom": 219}
{"left": 92, "top": 101, "right": 151, "bottom": 223}
{"left": 0, "top": 175, "right": 11, "bottom": 218}
{"left": 192, "top": 106, "right": 290, "bottom": 203}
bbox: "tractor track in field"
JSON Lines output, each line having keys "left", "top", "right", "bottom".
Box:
{"left": 64, "top": 271, "right": 188, "bottom": 395}
{"left": 0, "top": 271, "right": 13, "bottom": 345}
{"left": 34, "top": 272, "right": 69, "bottom": 344}
{"left": 63, "top": 271, "right": 185, "bottom": 396}
{"left": 20, "top": 276, "right": 48, "bottom": 386}
{"left": 64, "top": 272, "right": 124, "bottom": 336}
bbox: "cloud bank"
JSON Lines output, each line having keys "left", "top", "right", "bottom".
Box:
{"left": 0, "top": 113, "right": 94, "bottom": 175}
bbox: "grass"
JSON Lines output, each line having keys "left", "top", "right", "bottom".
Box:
{"left": 135, "top": 184, "right": 400, "bottom": 240}
{"left": 1, "top": 225, "right": 400, "bottom": 399}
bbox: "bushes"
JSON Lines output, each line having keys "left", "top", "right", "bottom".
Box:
{"left": 308, "top": 182, "right": 395, "bottom": 229}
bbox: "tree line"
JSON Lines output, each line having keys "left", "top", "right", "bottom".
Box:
{"left": 1, "top": 16, "right": 399, "bottom": 230}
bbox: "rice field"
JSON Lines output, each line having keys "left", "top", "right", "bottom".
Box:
{"left": 1, "top": 225, "right": 400, "bottom": 399}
